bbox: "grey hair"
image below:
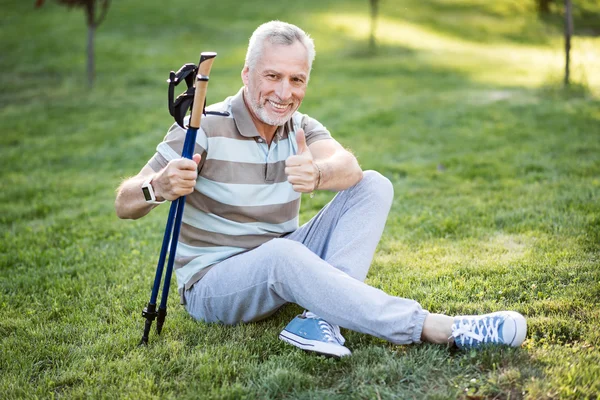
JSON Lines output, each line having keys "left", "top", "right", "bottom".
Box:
{"left": 245, "top": 21, "right": 316, "bottom": 73}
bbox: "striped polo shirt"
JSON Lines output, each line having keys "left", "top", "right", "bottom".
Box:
{"left": 147, "top": 87, "right": 332, "bottom": 303}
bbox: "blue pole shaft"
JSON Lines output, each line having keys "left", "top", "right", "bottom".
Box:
{"left": 148, "top": 125, "right": 194, "bottom": 305}
{"left": 158, "top": 126, "right": 198, "bottom": 310}
{"left": 159, "top": 194, "right": 186, "bottom": 310}
{"left": 142, "top": 51, "right": 216, "bottom": 343}
{"left": 149, "top": 202, "right": 177, "bottom": 305}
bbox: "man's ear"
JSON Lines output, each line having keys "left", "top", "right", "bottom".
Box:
{"left": 241, "top": 66, "right": 249, "bottom": 86}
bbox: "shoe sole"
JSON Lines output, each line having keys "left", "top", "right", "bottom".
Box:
{"left": 279, "top": 330, "right": 351, "bottom": 357}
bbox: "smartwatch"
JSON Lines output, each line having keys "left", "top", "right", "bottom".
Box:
{"left": 141, "top": 177, "right": 166, "bottom": 205}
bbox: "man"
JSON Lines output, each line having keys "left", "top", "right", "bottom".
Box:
{"left": 115, "top": 21, "right": 527, "bottom": 357}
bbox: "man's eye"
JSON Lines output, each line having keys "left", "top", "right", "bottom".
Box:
{"left": 266, "top": 74, "right": 277, "bottom": 79}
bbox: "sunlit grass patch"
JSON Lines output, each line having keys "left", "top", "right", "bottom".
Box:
{"left": 319, "top": 12, "right": 600, "bottom": 92}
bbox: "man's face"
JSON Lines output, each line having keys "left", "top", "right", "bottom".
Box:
{"left": 242, "top": 40, "right": 310, "bottom": 128}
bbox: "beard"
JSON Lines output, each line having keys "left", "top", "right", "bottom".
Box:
{"left": 244, "top": 86, "right": 298, "bottom": 127}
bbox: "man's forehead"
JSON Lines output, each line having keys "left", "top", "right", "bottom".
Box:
{"left": 255, "top": 41, "right": 309, "bottom": 74}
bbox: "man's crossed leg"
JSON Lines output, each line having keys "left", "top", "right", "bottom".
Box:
{"left": 184, "top": 171, "right": 526, "bottom": 356}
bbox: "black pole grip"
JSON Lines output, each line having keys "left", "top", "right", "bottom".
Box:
{"left": 156, "top": 307, "right": 167, "bottom": 335}
{"left": 139, "top": 303, "right": 157, "bottom": 346}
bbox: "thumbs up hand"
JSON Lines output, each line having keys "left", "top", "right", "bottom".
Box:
{"left": 295, "top": 127, "right": 310, "bottom": 155}
{"left": 285, "top": 128, "right": 319, "bottom": 193}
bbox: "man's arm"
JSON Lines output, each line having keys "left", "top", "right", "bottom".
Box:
{"left": 310, "top": 138, "right": 363, "bottom": 191}
{"left": 115, "top": 155, "right": 201, "bottom": 220}
{"left": 285, "top": 128, "right": 363, "bottom": 193}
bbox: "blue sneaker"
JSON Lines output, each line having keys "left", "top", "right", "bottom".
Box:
{"left": 451, "top": 311, "right": 527, "bottom": 349}
{"left": 279, "top": 311, "right": 351, "bottom": 357}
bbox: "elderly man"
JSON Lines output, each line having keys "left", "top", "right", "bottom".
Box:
{"left": 115, "top": 21, "right": 526, "bottom": 357}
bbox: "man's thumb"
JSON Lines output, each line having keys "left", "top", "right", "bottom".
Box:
{"left": 296, "top": 128, "right": 308, "bottom": 154}
{"left": 192, "top": 153, "right": 202, "bottom": 165}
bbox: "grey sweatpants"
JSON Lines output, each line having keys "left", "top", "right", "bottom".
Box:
{"left": 184, "top": 170, "right": 428, "bottom": 344}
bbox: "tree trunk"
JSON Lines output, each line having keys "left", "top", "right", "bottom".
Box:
{"left": 87, "top": 23, "right": 95, "bottom": 87}
{"left": 369, "top": 0, "right": 379, "bottom": 51}
{"left": 85, "top": 1, "right": 96, "bottom": 87}
{"left": 564, "top": 0, "right": 573, "bottom": 86}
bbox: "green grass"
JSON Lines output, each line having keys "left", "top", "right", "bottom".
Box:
{"left": 1, "top": 0, "right": 599, "bottom": 398}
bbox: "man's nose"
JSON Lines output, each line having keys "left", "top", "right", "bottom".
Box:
{"left": 275, "top": 79, "right": 292, "bottom": 100}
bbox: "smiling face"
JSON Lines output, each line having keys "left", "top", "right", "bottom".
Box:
{"left": 242, "top": 40, "right": 310, "bottom": 135}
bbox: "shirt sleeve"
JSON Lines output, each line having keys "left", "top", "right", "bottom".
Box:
{"left": 146, "top": 122, "right": 208, "bottom": 172}
{"left": 301, "top": 114, "right": 332, "bottom": 147}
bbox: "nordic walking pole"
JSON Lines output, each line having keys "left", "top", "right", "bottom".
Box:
{"left": 140, "top": 51, "right": 217, "bottom": 346}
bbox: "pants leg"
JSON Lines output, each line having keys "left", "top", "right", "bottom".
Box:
{"left": 287, "top": 170, "right": 394, "bottom": 282}
{"left": 185, "top": 238, "right": 427, "bottom": 344}
{"left": 184, "top": 171, "right": 428, "bottom": 344}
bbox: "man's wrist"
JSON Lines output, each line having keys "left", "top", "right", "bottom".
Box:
{"left": 151, "top": 175, "right": 167, "bottom": 203}
{"left": 153, "top": 178, "right": 165, "bottom": 202}
{"left": 142, "top": 175, "right": 166, "bottom": 205}
{"left": 313, "top": 162, "right": 322, "bottom": 191}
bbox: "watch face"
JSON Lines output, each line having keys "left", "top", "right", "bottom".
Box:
{"left": 142, "top": 186, "right": 152, "bottom": 201}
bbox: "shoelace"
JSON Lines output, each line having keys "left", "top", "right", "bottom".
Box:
{"left": 452, "top": 316, "right": 501, "bottom": 345}
{"left": 304, "top": 312, "right": 346, "bottom": 345}
{"left": 317, "top": 320, "right": 338, "bottom": 343}
{"left": 330, "top": 324, "right": 346, "bottom": 345}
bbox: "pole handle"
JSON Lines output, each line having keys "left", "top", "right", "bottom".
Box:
{"left": 189, "top": 52, "right": 217, "bottom": 129}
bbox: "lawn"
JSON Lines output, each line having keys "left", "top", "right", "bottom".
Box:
{"left": 1, "top": 0, "right": 599, "bottom": 398}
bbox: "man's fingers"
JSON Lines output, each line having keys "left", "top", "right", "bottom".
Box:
{"left": 173, "top": 173, "right": 197, "bottom": 190}
{"left": 291, "top": 183, "right": 311, "bottom": 193}
{"left": 286, "top": 163, "right": 316, "bottom": 176}
{"left": 285, "top": 168, "right": 309, "bottom": 180}
{"left": 286, "top": 174, "right": 300, "bottom": 185}
{"left": 287, "top": 173, "right": 312, "bottom": 186}
{"left": 192, "top": 153, "right": 202, "bottom": 166}
{"left": 155, "top": 156, "right": 202, "bottom": 201}
{"left": 179, "top": 169, "right": 198, "bottom": 181}
{"left": 285, "top": 155, "right": 302, "bottom": 167}
{"left": 295, "top": 128, "right": 308, "bottom": 155}
{"left": 285, "top": 154, "right": 313, "bottom": 168}
{"left": 173, "top": 157, "right": 200, "bottom": 171}
{"left": 172, "top": 176, "right": 197, "bottom": 194}
{"left": 285, "top": 166, "right": 298, "bottom": 176}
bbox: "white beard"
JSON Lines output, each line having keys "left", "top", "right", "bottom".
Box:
{"left": 245, "top": 87, "right": 295, "bottom": 126}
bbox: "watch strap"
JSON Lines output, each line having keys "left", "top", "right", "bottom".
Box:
{"left": 142, "top": 177, "right": 166, "bottom": 205}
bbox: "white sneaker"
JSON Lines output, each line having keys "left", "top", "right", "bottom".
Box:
{"left": 452, "top": 311, "right": 527, "bottom": 349}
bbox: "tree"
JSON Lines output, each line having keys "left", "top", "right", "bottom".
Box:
{"left": 35, "top": 0, "right": 111, "bottom": 87}
{"left": 369, "top": 0, "right": 379, "bottom": 51}
{"left": 564, "top": 0, "right": 573, "bottom": 85}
